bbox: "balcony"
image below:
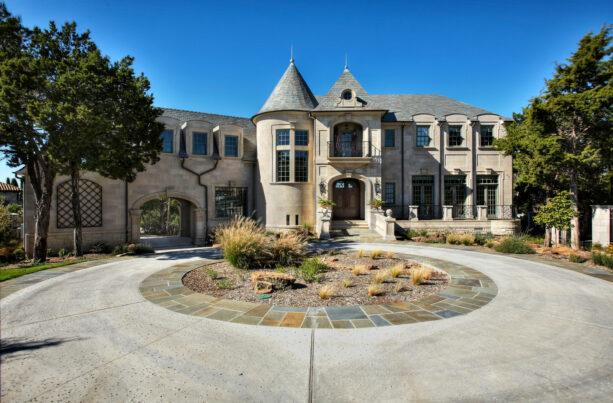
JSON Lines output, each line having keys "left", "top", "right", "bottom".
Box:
{"left": 327, "top": 141, "right": 373, "bottom": 165}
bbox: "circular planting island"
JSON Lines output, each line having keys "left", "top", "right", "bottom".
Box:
{"left": 183, "top": 251, "right": 449, "bottom": 307}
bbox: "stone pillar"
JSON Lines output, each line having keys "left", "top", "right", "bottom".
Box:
{"left": 409, "top": 205, "right": 419, "bottom": 221}
{"left": 194, "top": 208, "right": 206, "bottom": 246}
{"left": 477, "top": 205, "right": 488, "bottom": 221}
{"left": 443, "top": 205, "right": 453, "bottom": 221}
{"left": 383, "top": 209, "right": 396, "bottom": 241}
{"left": 129, "top": 209, "right": 142, "bottom": 243}
{"left": 319, "top": 208, "right": 331, "bottom": 239}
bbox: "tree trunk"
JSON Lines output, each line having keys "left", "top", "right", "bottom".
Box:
{"left": 569, "top": 170, "right": 581, "bottom": 250}
{"left": 27, "top": 155, "right": 55, "bottom": 261}
{"left": 70, "top": 169, "right": 84, "bottom": 256}
{"left": 544, "top": 227, "right": 552, "bottom": 248}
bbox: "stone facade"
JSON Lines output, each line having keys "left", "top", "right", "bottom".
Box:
{"left": 592, "top": 205, "right": 612, "bottom": 246}
{"left": 21, "top": 60, "right": 517, "bottom": 253}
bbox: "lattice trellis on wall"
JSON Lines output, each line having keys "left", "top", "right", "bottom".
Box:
{"left": 57, "top": 179, "right": 103, "bottom": 228}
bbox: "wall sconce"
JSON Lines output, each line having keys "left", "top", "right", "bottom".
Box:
{"left": 374, "top": 180, "right": 381, "bottom": 195}
{"left": 319, "top": 179, "right": 326, "bottom": 195}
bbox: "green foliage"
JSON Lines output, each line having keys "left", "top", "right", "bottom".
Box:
{"left": 140, "top": 197, "right": 181, "bottom": 235}
{"left": 569, "top": 254, "right": 587, "bottom": 263}
{"left": 58, "top": 248, "right": 70, "bottom": 258}
{"left": 0, "top": 257, "right": 108, "bottom": 282}
{"left": 6, "top": 203, "right": 20, "bottom": 214}
{"left": 419, "top": 229, "right": 428, "bottom": 237}
{"left": 88, "top": 241, "right": 111, "bottom": 254}
{"left": 216, "top": 278, "right": 235, "bottom": 289}
{"left": 205, "top": 268, "right": 219, "bottom": 280}
{"left": 592, "top": 242, "right": 603, "bottom": 251}
{"left": 405, "top": 229, "right": 419, "bottom": 240}
{"left": 534, "top": 191, "right": 580, "bottom": 233}
{"left": 214, "top": 216, "right": 268, "bottom": 270}
{"left": 317, "top": 197, "right": 335, "bottom": 209}
{"left": 274, "top": 265, "right": 289, "bottom": 273}
{"left": 112, "top": 244, "right": 128, "bottom": 255}
{"left": 486, "top": 241, "right": 495, "bottom": 248}
{"left": 474, "top": 235, "right": 486, "bottom": 246}
{"left": 297, "top": 257, "right": 328, "bottom": 283}
{"left": 369, "top": 198, "right": 384, "bottom": 209}
{"left": 0, "top": 205, "right": 12, "bottom": 245}
{"left": 591, "top": 252, "right": 613, "bottom": 269}
{"left": 495, "top": 236, "right": 535, "bottom": 254}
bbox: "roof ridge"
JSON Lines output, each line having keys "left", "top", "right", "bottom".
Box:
{"left": 160, "top": 107, "right": 251, "bottom": 121}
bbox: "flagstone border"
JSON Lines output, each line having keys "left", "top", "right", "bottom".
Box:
{"left": 139, "top": 253, "right": 498, "bottom": 328}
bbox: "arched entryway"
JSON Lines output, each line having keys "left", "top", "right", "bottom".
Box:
{"left": 332, "top": 178, "right": 363, "bottom": 220}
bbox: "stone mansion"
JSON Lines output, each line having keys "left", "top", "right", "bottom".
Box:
{"left": 21, "top": 59, "right": 517, "bottom": 251}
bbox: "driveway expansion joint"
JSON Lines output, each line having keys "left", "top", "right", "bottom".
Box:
{"left": 139, "top": 253, "right": 498, "bottom": 329}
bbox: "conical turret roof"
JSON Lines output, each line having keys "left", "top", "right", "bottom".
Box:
{"left": 258, "top": 61, "right": 318, "bottom": 114}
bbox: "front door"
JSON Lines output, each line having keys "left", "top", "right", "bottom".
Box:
{"left": 332, "top": 179, "right": 361, "bottom": 219}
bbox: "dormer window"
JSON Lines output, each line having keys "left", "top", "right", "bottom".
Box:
{"left": 342, "top": 89, "right": 353, "bottom": 100}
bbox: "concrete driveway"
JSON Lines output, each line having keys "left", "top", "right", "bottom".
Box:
{"left": 2, "top": 243, "right": 613, "bottom": 401}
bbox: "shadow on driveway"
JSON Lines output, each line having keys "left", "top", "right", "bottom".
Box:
{"left": 1, "top": 337, "right": 84, "bottom": 363}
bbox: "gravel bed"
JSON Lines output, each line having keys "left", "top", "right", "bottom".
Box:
{"left": 182, "top": 252, "right": 449, "bottom": 307}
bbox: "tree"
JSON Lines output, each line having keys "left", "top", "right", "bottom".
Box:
{"left": 497, "top": 25, "right": 613, "bottom": 249}
{"left": 534, "top": 191, "right": 580, "bottom": 246}
{"left": 10, "top": 178, "right": 17, "bottom": 187}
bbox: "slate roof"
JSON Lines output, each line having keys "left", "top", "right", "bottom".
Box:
{"left": 0, "top": 183, "right": 20, "bottom": 192}
{"left": 162, "top": 108, "right": 254, "bottom": 130}
{"left": 257, "top": 61, "right": 318, "bottom": 114}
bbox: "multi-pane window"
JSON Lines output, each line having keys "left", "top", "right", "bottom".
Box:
{"left": 384, "top": 183, "right": 395, "bottom": 204}
{"left": 448, "top": 125, "right": 463, "bottom": 147}
{"left": 215, "top": 187, "right": 247, "bottom": 218}
{"left": 276, "top": 129, "right": 290, "bottom": 146}
{"left": 444, "top": 176, "right": 466, "bottom": 205}
{"left": 161, "top": 130, "right": 173, "bottom": 153}
{"left": 224, "top": 135, "right": 238, "bottom": 157}
{"left": 276, "top": 150, "right": 290, "bottom": 182}
{"left": 412, "top": 176, "right": 434, "bottom": 205}
{"left": 481, "top": 125, "right": 494, "bottom": 147}
{"left": 275, "top": 129, "right": 309, "bottom": 182}
{"left": 477, "top": 175, "right": 498, "bottom": 218}
{"left": 295, "top": 130, "right": 308, "bottom": 146}
{"left": 416, "top": 126, "right": 431, "bottom": 147}
{"left": 384, "top": 129, "right": 395, "bottom": 147}
{"left": 294, "top": 150, "right": 308, "bottom": 182}
{"left": 193, "top": 132, "right": 207, "bottom": 155}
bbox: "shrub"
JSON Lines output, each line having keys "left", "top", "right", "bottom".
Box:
{"left": 342, "top": 278, "right": 353, "bottom": 288}
{"left": 128, "top": 244, "right": 154, "bottom": 254}
{"left": 474, "top": 235, "right": 486, "bottom": 246}
{"left": 419, "top": 229, "right": 428, "bottom": 237}
{"left": 592, "top": 242, "right": 603, "bottom": 251}
{"left": 0, "top": 205, "right": 12, "bottom": 246}
{"left": 357, "top": 249, "right": 364, "bottom": 258}
{"left": 411, "top": 266, "right": 431, "bottom": 285}
{"left": 395, "top": 281, "right": 408, "bottom": 293}
{"left": 113, "top": 244, "right": 128, "bottom": 255}
{"left": 592, "top": 252, "right": 613, "bottom": 269}
{"left": 461, "top": 234, "right": 475, "bottom": 246}
{"left": 318, "top": 285, "right": 334, "bottom": 299}
{"left": 388, "top": 264, "right": 404, "bottom": 278}
{"left": 446, "top": 233, "right": 462, "bottom": 245}
{"left": 352, "top": 264, "right": 368, "bottom": 276}
{"left": 7, "top": 203, "right": 21, "bottom": 214}
{"left": 495, "top": 236, "right": 535, "bottom": 254}
{"left": 205, "top": 268, "right": 219, "bottom": 279}
{"left": 214, "top": 216, "right": 268, "bottom": 270}
{"left": 268, "top": 231, "right": 306, "bottom": 266}
{"left": 405, "top": 229, "right": 419, "bottom": 240}
{"left": 369, "top": 249, "right": 382, "bottom": 259}
{"left": 274, "top": 265, "right": 289, "bottom": 273}
{"left": 568, "top": 254, "right": 587, "bottom": 263}
{"left": 368, "top": 285, "right": 385, "bottom": 296}
{"left": 217, "top": 279, "right": 235, "bottom": 289}
{"left": 486, "top": 241, "right": 495, "bottom": 248}
{"left": 298, "top": 257, "right": 328, "bottom": 282}
{"left": 58, "top": 248, "right": 70, "bottom": 258}
{"left": 13, "top": 247, "right": 24, "bottom": 260}
{"left": 88, "top": 241, "right": 111, "bottom": 254}
{"left": 373, "top": 271, "right": 388, "bottom": 284}
{"left": 386, "top": 251, "right": 394, "bottom": 259}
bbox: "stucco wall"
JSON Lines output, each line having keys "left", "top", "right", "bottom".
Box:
{"left": 592, "top": 205, "right": 611, "bottom": 246}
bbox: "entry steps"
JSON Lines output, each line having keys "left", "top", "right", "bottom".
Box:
{"left": 329, "top": 220, "right": 378, "bottom": 239}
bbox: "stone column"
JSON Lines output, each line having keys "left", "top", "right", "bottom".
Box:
{"left": 319, "top": 208, "right": 331, "bottom": 239}
{"left": 383, "top": 209, "right": 396, "bottom": 241}
{"left": 409, "top": 205, "right": 420, "bottom": 221}
{"left": 443, "top": 205, "right": 453, "bottom": 221}
{"left": 477, "top": 205, "right": 488, "bottom": 221}
{"left": 194, "top": 208, "right": 206, "bottom": 246}
{"left": 129, "top": 209, "right": 142, "bottom": 243}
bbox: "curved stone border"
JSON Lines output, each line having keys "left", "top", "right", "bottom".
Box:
{"left": 139, "top": 253, "right": 497, "bottom": 328}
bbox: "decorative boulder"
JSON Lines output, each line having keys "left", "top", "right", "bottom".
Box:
{"left": 251, "top": 272, "right": 296, "bottom": 294}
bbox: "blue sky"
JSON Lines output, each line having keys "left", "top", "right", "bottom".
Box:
{"left": 1, "top": 0, "right": 612, "bottom": 182}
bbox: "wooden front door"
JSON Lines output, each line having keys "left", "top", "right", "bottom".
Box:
{"left": 332, "top": 179, "right": 361, "bottom": 219}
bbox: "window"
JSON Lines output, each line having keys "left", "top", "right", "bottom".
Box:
{"left": 481, "top": 125, "right": 494, "bottom": 147}
{"left": 342, "top": 90, "right": 352, "bottom": 100}
{"left": 193, "top": 132, "right": 207, "bottom": 155}
{"left": 215, "top": 187, "right": 247, "bottom": 218}
{"left": 294, "top": 150, "right": 308, "bottom": 182}
{"left": 412, "top": 176, "right": 436, "bottom": 219}
{"left": 444, "top": 176, "right": 466, "bottom": 205}
{"left": 477, "top": 175, "right": 498, "bottom": 218}
{"left": 224, "top": 135, "right": 238, "bottom": 157}
{"left": 384, "top": 183, "right": 395, "bottom": 204}
{"left": 274, "top": 129, "right": 308, "bottom": 182}
{"left": 384, "top": 129, "right": 395, "bottom": 147}
{"left": 295, "top": 130, "right": 308, "bottom": 146}
{"left": 276, "top": 150, "right": 290, "bottom": 182}
{"left": 276, "top": 129, "right": 290, "bottom": 146}
{"left": 161, "top": 130, "right": 173, "bottom": 153}
{"left": 416, "top": 126, "right": 431, "bottom": 147}
{"left": 448, "top": 125, "right": 463, "bottom": 147}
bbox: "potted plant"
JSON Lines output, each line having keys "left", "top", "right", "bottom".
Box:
{"left": 317, "top": 197, "right": 335, "bottom": 211}
{"left": 369, "top": 198, "right": 384, "bottom": 210}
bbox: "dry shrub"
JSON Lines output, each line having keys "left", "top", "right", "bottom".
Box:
{"left": 460, "top": 234, "right": 475, "bottom": 246}
{"left": 353, "top": 264, "right": 368, "bottom": 276}
{"left": 357, "top": 249, "right": 364, "bottom": 258}
{"left": 388, "top": 264, "right": 404, "bottom": 278}
{"left": 411, "top": 266, "right": 432, "bottom": 285}
{"left": 395, "top": 281, "right": 408, "bottom": 293}
{"left": 368, "top": 285, "right": 385, "bottom": 296}
{"left": 386, "top": 251, "right": 394, "bottom": 259}
{"left": 374, "top": 271, "right": 389, "bottom": 284}
{"left": 370, "top": 249, "right": 382, "bottom": 259}
{"left": 214, "top": 216, "right": 268, "bottom": 270}
{"left": 446, "top": 232, "right": 462, "bottom": 245}
{"left": 318, "top": 285, "right": 334, "bottom": 299}
{"left": 342, "top": 278, "right": 353, "bottom": 288}
{"left": 268, "top": 231, "right": 307, "bottom": 266}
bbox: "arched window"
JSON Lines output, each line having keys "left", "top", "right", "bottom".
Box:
{"left": 57, "top": 179, "right": 103, "bottom": 228}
